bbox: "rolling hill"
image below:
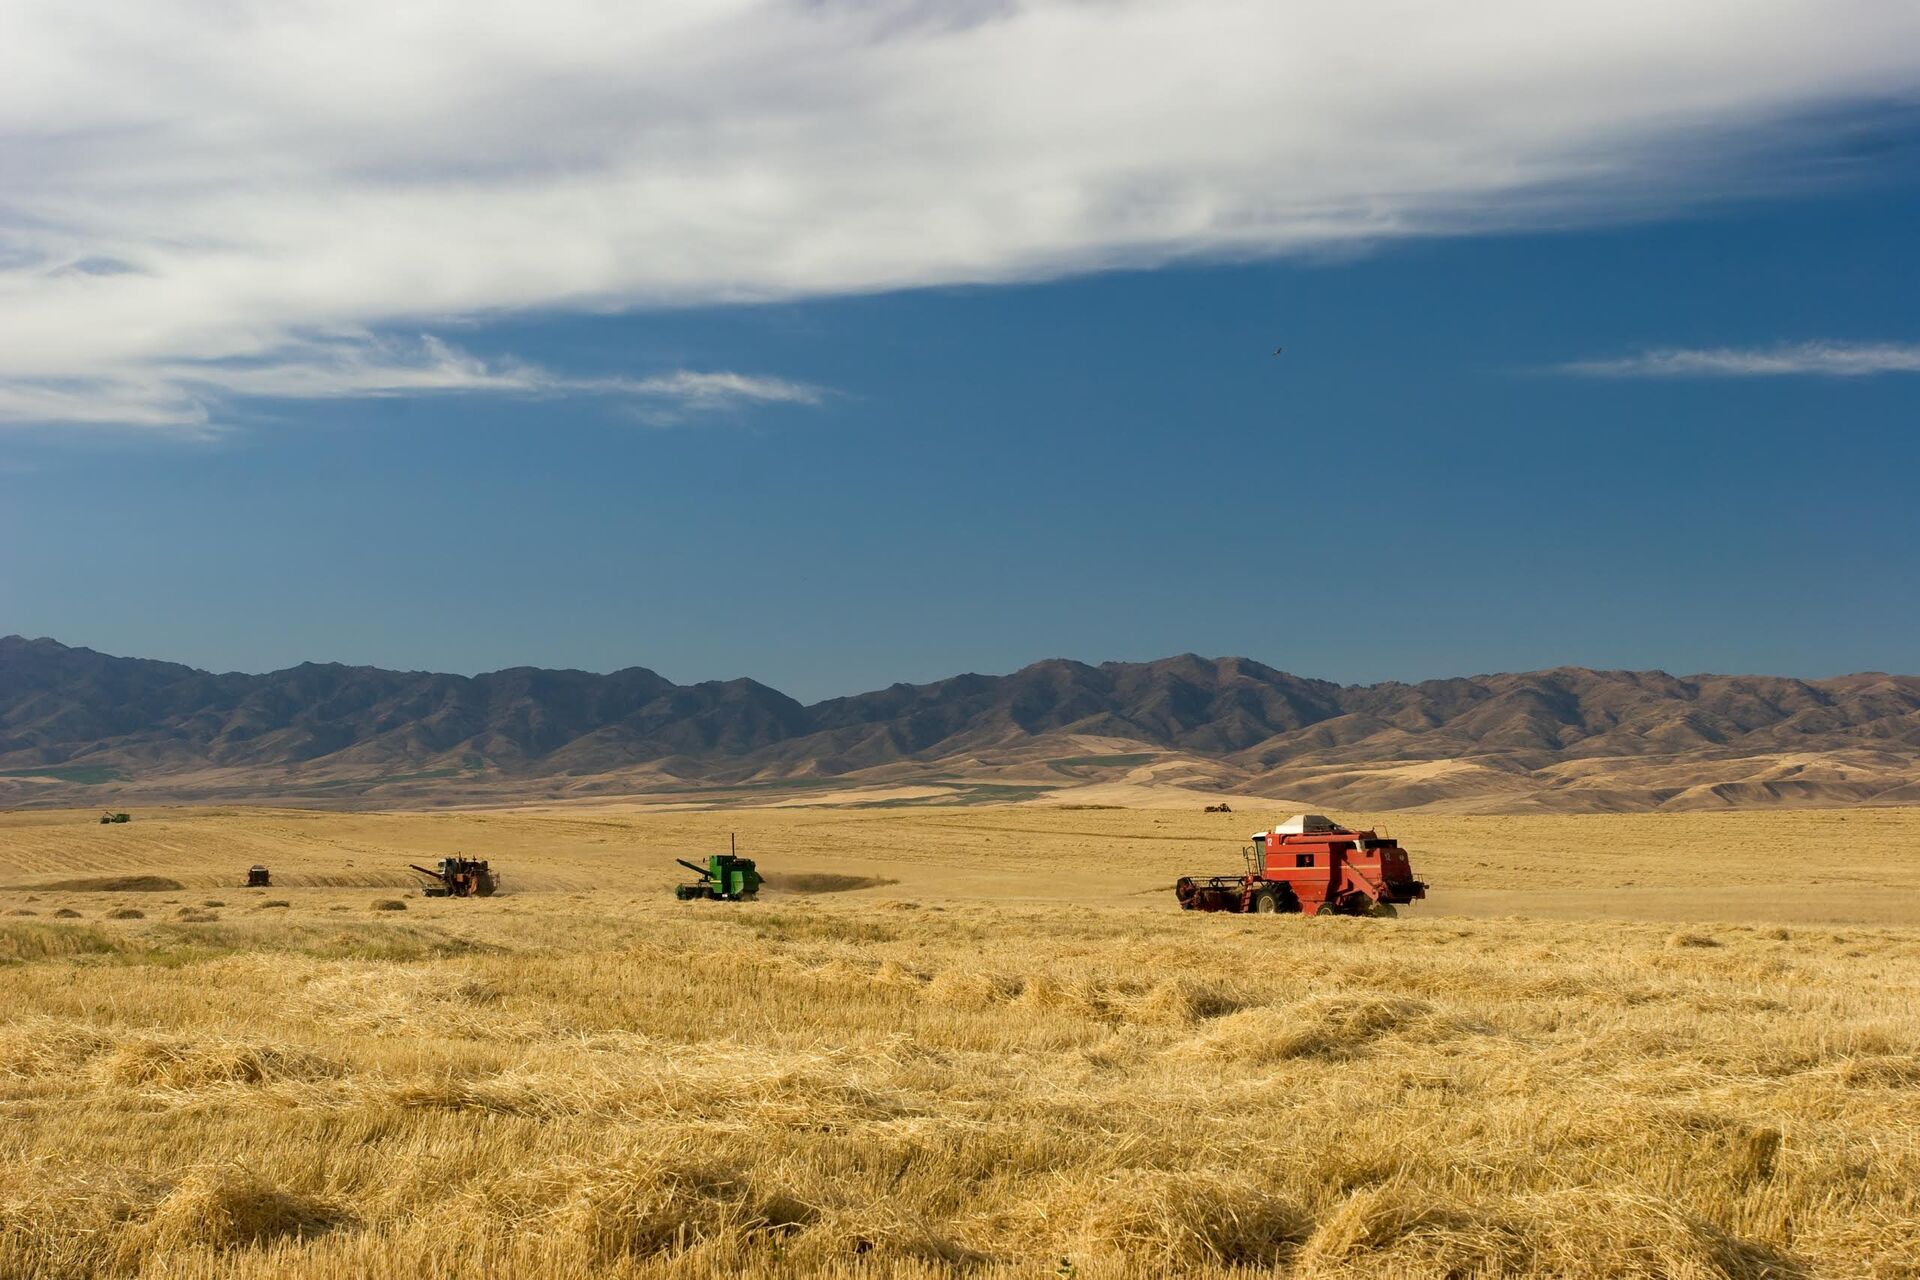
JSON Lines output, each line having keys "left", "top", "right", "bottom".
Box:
{"left": 4, "top": 636, "right": 1918, "bottom": 811}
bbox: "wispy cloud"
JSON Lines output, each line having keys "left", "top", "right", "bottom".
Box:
{"left": 1560, "top": 341, "right": 1920, "bottom": 378}
{"left": 0, "top": 334, "right": 825, "bottom": 431}
{"left": 3, "top": 1, "right": 1920, "bottom": 430}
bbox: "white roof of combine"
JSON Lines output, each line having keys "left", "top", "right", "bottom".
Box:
{"left": 1274, "top": 813, "right": 1344, "bottom": 834}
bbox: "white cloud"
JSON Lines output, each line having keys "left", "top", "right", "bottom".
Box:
{"left": 0, "top": 333, "right": 823, "bottom": 430}
{"left": 1561, "top": 341, "right": 1920, "bottom": 377}
{"left": 3, "top": 0, "right": 1919, "bottom": 429}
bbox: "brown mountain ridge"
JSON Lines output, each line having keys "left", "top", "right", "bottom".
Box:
{"left": 3, "top": 636, "right": 1918, "bottom": 812}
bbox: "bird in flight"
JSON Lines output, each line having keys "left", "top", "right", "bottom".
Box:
{"left": 1272, "top": 346, "right": 1283, "bottom": 356}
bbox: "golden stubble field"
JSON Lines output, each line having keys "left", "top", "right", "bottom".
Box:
{"left": 2, "top": 802, "right": 1918, "bottom": 1278}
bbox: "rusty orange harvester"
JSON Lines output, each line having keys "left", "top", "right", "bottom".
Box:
{"left": 1174, "top": 813, "right": 1427, "bottom": 917}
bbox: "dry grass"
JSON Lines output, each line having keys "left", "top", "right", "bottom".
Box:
{"left": 0, "top": 804, "right": 1917, "bottom": 1277}
{"left": 13, "top": 875, "right": 186, "bottom": 893}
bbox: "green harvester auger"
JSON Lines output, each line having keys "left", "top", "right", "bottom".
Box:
{"left": 674, "top": 835, "right": 760, "bottom": 901}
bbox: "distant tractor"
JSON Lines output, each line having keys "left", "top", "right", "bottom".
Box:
{"left": 1175, "top": 813, "right": 1426, "bottom": 917}
{"left": 246, "top": 865, "right": 271, "bottom": 888}
{"left": 409, "top": 856, "right": 497, "bottom": 898}
{"left": 1204, "top": 803, "right": 1233, "bottom": 813}
{"left": 99, "top": 811, "right": 131, "bottom": 825}
{"left": 675, "top": 835, "right": 761, "bottom": 901}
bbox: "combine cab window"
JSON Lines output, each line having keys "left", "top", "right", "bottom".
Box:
{"left": 1295, "top": 853, "right": 1315, "bottom": 867}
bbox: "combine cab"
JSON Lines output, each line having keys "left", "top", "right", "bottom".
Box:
{"left": 1176, "top": 813, "right": 1426, "bottom": 917}
{"left": 245, "top": 865, "right": 271, "bottom": 888}
{"left": 409, "top": 857, "right": 497, "bottom": 898}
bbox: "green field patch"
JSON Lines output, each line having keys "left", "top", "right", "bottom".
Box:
{"left": 0, "top": 765, "right": 128, "bottom": 785}
{"left": 634, "top": 776, "right": 858, "bottom": 796}
{"left": 849, "top": 783, "right": 1056, "bottom": 809}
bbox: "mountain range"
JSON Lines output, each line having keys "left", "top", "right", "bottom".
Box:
{"left": 4, "top": 635, "right": 1918, "bottom": 812}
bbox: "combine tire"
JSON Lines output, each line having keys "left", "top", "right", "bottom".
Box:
{"left": 1363, "top": 901, "right": 1399, "bottom": 918}
{"left": 1252, "top": 889, "right": 1281, "bottom": 914}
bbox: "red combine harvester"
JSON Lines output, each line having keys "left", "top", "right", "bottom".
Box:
{"left": 1175, "top": 813, "right": 1426, "bottom": 916}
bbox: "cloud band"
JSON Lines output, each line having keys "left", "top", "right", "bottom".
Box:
{"left": 1560, "top": 341, "right": 1920, "bottom": 378}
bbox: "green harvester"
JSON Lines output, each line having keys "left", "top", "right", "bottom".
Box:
{"left": 674, "top": 835, "right": 761, "bottom": 901}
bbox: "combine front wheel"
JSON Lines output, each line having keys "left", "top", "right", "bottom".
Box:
{"left": 1252, "top": 889, "right": 1281, "bottom": 914}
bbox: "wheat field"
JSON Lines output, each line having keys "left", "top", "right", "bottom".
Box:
{"left": 2, "top": 803, "right": 1918, "bottom": 1278}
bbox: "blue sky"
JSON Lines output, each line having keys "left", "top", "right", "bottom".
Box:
{"left": 3, "top": 3, "right": 1918, "bottom": 701}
